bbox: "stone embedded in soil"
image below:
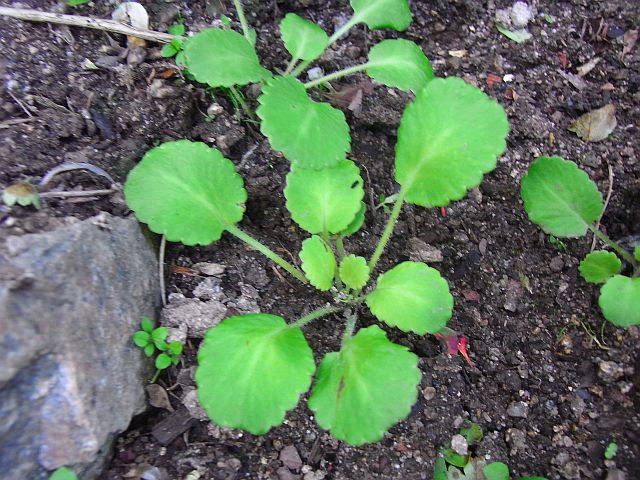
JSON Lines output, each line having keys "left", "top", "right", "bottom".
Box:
{"left": 606, "top": 469, "right": 628, "bottom": 480}
{"left": 0, "top": 213, "right": 159, "bottom": 479}
{"left": 277, "top": 466, "right": 302, "bottom": 480}
{"left": 192, "top": 262, "right": 226, "bottom": 276}
{"left": 503, "top": 279, "right": 524, "bottom": 312}
{"left": 598, "top": 360, "right": 625, "bottom": 383}
{"left": 161, "top": 296, "right": 227, "bottom": 338}
{"left": 406, "top": 237, "right": 443, "bottom": 263}
{"left": 181, "top": 387, "right": 208, "bottom": 420}
{"left": 550, "top": 256, "right": 565, "bottom": 272}
{"left": 280, "top": 444, "right": 303, "bottom": 470}
{"left": 507, "top": 401, "right": 529, "bottom": 418}
{"left": 450, "top": 434, "right": 468, "bottom": 455}
{"left": 505, "top": 428, "right": 527, "bottom": 453}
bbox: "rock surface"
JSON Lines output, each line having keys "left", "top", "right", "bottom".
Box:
{"left": 0, "top": 213, "right": 159, "bottom": 479}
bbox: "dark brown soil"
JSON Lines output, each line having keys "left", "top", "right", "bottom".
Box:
{"left": 1, "top": 1, "right": 639, "bottom": 479}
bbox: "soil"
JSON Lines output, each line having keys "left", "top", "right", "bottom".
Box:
{"left": 1, "top": 0, "right": 639, "bottom": 479}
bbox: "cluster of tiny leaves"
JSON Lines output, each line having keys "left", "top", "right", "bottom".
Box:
{"left": 123, "top": 0, "right": 511, "bottom": 445}
{"left": 132, "top": 318, "right": 183, "bottom": 371}
{"left": 521, "top": 156, "right": 639, "bottom": 327}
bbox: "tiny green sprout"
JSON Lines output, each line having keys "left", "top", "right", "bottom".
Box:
{"left": 124, "top": 0, "right": 509, "bottom": 446}
{"left": 2, "top": 181, "right": 40, "bottom": 209}
{"left": 67, "top": 0, "right": 90, "bottom": 6}
{"left": 548, "top": 235, "right": 568, "bottom": 253}
{"left": 604, "top": 441, "right": 618, "bottom": 460}
{"left": 521, "top": 156, "right": 640, "bottom": 328}
{"left": 49, "top": 467, "right": 78, "bottom": 480}
{"left": 132, "top": 317, "right": 168, "bottom": 357}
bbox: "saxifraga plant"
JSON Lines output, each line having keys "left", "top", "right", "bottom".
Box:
{"left": 521, "top": 156, "right": 640, "bottom": 328}
{"left": 123, "top": 0, "right": 509, "bottom": 445}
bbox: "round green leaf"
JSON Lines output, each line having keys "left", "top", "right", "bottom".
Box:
{"left": 182, "top": 29, "right": 271, "bottom": 87}
{"left": 124, "top": 140, "right": 247, "bottom": 246}
{"left": 280, "top": 13, "right": 328, "bottom": 61}
{"left": 299, "top": 235, "right": 336, "bottom": 291}
{"left": 155, "top": 353, "right": 172, "bottom": 370}
{"left": 395, "top": 77, "right": 509, "bottom": 207}
{"left": 520, "top": 156, "right": 603, "bottom": 237}
{"left": 366, "top": 261, "right": 453, "bottom": 334}
{"left": 257, "top": 76, "right": 350, "bottom": 169}
{"left": 140, "top": 317, "right": 154, "bottom": 333}
{"left": 483, "top": 462, "right": 510, "bottom": 480}
{"left": 308, "top": 325, "right": 420, "bottom": 445}
{"left": 579, "top": 250, "right": 621, "bottom": 284}
{"left": 339, "top": 255, "right": 370, "bottom": 290}
{"left": 168, "top": 341, "right": 183, "bottom": 356}
{"left": 599, "top": 275, "right": 640, "bottom": 327}
{"left": 151, "top": 326, "right": 168, "bottom": 343}
{"left": 132, "top": 331, "right": 150, "bottom": 348}
{"left": 367, "top": 39, "right": 433, "bottom": 92}
{"left": 341, "top": 202, "right": 366, "bottom": 236}
{"left": 196, "top": 314, "right": 315, "bottom": 434}
{"left": 50, "top": 467, "right": 78, "bottom": 480}
{"left": 143, "top": 344, "right": 155, "bottom": 357}
{"left": 350, "top": 0, "right": 411, "bottom": 31}
{"left": 285, "top": 160, "right": 364, "bottom": 235}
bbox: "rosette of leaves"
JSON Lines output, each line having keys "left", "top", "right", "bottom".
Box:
{"left": 520, "top": 156, "right": 640, "bottom": 327}
{"left": 123, "top": 68, "right": 508, "bottom": 443}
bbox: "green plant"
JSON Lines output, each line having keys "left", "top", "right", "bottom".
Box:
{"left": 132, "top": 317, "right": 183, "bottom": 382}
{"left": 123, "top": 0, "right": 508, "bottom": 445}
{"left": 49, "top": 467, "right": 78, "bottom": 480}
{"left": 434, "top": 422, "right": 547, "bottom": 480}
{"left": 67, "top": 0, "right": 90, "bottom": 6}
{"left": 604, "top": 441, "right": 618, "bottom": 460}
{"left": 520, "top": 156, "right": 640, "bottom": 327}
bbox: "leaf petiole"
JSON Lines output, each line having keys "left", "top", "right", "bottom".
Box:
{"left": 225, "top": 224, "right": 308, "bottom": 284}
{"left": 304, "top": 63, "right": 369, "bottom": 89}
{"left": 284, "top": 56, "right": 300, "bottom": 75}
{"left": 588, "top": 224, "right": 636, "bottom": 266}
{"left": 368, "top": 184, "right": 408, "bottom": 272}
{"left": 232, "top": 0, "right": 252, "bottom": 44}
{"left": 341, "top": 313, "right": 357, "bottom": 347}
{"left": 290, "top": 306, "right": 342, "bottom": 328}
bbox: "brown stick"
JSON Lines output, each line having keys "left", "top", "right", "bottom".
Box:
{"left": 0, "top": 6, "right": 173, "bottom": 43}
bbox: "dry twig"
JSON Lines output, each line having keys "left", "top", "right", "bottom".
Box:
{"left": 0, "top": 6, "right": 173, "bottom": 43}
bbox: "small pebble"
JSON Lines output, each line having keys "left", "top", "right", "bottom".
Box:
{"left": 450, "top": 434, "right": 468, "bottom": 455}
{"left": 550, "top": 256, "right": 564, "bottom": 272}
{"left": 507, "top": 401, "right": 528, "bottom": 418}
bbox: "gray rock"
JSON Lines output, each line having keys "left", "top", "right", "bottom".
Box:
{"left": 280, "top": 444, "right": 303, "bottom": 470}
{"left": 606, "top": 469, "right": 627, "bottom": 480}
{"left": 511, "top": 1, "right": 533, "bottom": 28}
{"left": 0, "top": 213, "right": 159, "bottom": 479}
{"left": 406, "top": 237, "right": 443, "bottom": 263}
{"left": 161, "top": 297, "right": 227, "bottom": 338}
{"left": 598, "top": 360, "right": 624, "bottom": 383}
{"left": 277, "top": 467, "right": 302, "bottom": 480}
{"left": 450, "top": 434, "right": 468, "bottom": 455}
{"left": 507, "top": 401, "right": 529, "bottom": 418}
{"left": 505, "top": 428, "right": 527, "bottom": 453}
{"left": 550, "top": 256, "right": 564, "bottom": 272}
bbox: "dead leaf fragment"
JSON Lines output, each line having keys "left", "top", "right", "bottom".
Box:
{"left": 146, "top": 384, "right": 175, "bottom": 411}
{"left": 448, "top": 49, "right": 467, "bottom": 58}
{"left": 568, "top": 104, "right": 617, "bottom": 142}
{"left": 576, "top": 57, "right": 600, "bottom": 77}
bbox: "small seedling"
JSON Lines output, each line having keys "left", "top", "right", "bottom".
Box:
{"left": 67, "top": 0, "right": 90, "bottom": 6}
{"left": 49, "top": 467, "right": 78, "bottom": 480}
{"left": 604, "top": 442, "right": 618, "bottom": 460}
{"left": 2, "top": 181, "right": 40, "bottom": 209}
{"left": 521, "top": 156, "right": 640, "bottom": 328}
{"left": 434, "top": 422, "right": 547, "bottom": 480}
{"left": 132, "top": 317, "right": 183, "bottom": 382}
{"left": 124, "top": 0, "right": 509, "bottom": 445}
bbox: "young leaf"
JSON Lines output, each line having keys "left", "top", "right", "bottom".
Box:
{"left": 604, "top": 442, "right": 618, "bottom": 460}
{"left": 181, "top": 29, "right": 271, "bottom": 87}
{"left": 195, "top": 314, "right": 315, "bottom": 434}
{"left": 367, "top": 39, "right": 433, "bottom": 92}
{"left": 433, "top": 458, "right": 448, "bottom": 480}
{"left": 520, "top": 156, "right": 603, "bottom": 237}
{"left": 280, "top": 13, "right": 328, "bottom": 61}
{"left": 395, "top": 77, "right": 508, "bottom": 207}
{"left": 49, "top": 467, "right": 78, "bottom": 480}
{"left": 124, "top": 140, "right": 247, "bottom": 246}
{"left": 579, "top": 251, "right": 621, "bottom": 284}
{"left": 151, "top": 327, "right": 168, "bottom": 343}
{"left": 140, "top": 317, "right": 154, "bottom": 333}
{"left": 483, "top": 462, "right": 510, "bottom": 480}
{"left": 340, "top": 202, "right": 366, "bottom": 236}
{"left": 144, "top": 344, "right": 155, "bottom": 357}
{"left": 284, "top": 160, "right": 364, "bottom": 235}
{"left": 350, "top": 0, "right": 412, "bottom": 31}
{"left": 257, "top": 76, "right": 350, "bottom": 169}
{"left": 308, "top": 325, "right": 420, "bottom": 445}
{"left": 339, "top": 255, "right": 370, "bottom": 290}
{"left": 156, "top": 353, "right": 172, "bottom": 370}
{"left": 634, "top": 245, "right": 640, "bottom": 261}
{"left": 459, "top": 422, "right": 483, "bottom": 444}
{"left": 132, "top": 331, "right": 150, "bottom": 348}
{"left": 168, "top": 341, "right": 183, "bottom": 356}
{"left": 299, "top": 236, "right": 336, "bottom": 291}
{"left": 366, "top": 262, "right": 453, "bottom": 334}
{"left": 598, "top": 275, "right": 640, "bottom": 327}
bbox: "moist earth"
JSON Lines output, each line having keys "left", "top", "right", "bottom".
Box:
{"left": 0, "top": 0, "right": 639, "bottom": 479}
